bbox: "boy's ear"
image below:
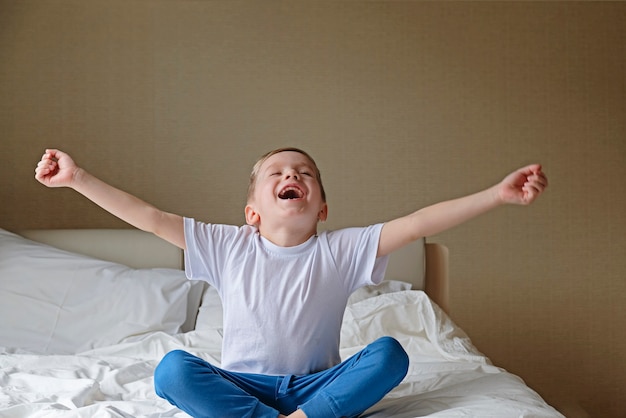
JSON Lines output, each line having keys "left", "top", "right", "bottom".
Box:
{"left": 318, "top": 204, "right": 328, "bottom": 222}
{"left": 245, "top": 204, "right": 260, "bottom": 226}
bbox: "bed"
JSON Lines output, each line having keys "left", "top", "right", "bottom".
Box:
{"left": 0, "top": 227, "right": 564, "bottom": 417}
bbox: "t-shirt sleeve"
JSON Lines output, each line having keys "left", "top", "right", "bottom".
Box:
{"left": 326, "top": 223, "right": 389, "bottom": 293}
{"left": 183, "top": 217, "right": 243, "bottom": 290}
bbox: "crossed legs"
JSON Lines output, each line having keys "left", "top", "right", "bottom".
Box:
{"left": 154, "top": 336, "right": 409, "bottom": 418}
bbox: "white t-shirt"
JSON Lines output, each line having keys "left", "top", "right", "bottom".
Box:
{"left": 184, "top": 217, "right": 389, "bottom": 375}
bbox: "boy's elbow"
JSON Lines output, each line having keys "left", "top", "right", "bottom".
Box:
{"left": 379, "top": 216, "right": 424, "bottom": 257}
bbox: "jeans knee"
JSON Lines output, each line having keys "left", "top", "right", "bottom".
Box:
{"left": 374, "top": 336, "right": 409, "bottom": 380}
{"left": 154, "top": 350, "right": 194, "bottom": 396}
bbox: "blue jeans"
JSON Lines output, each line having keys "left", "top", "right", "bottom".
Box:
{"left": 154, "top": 336, "right": 409, "bottom": 418}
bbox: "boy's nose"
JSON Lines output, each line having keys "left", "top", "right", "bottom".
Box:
{"left": 285, "top": 171, "right": 299, "bottom": 180}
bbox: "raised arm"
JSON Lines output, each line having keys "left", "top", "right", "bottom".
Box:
{"left": 377, "top": 164, "right": 548, "bottom": 257}
{"left": 34, "top": 149, "right": 186, "bottom": 250}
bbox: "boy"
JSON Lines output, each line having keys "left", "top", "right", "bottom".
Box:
{"left": 35, "top": 147, "right": 547, "bottom": 418}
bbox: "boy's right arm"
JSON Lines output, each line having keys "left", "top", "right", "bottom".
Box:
{"left": 377, "top": 164, "right": 548, "bottom": 257}
{"left": 35, "top": 149, "right": 186, "bottom": 250}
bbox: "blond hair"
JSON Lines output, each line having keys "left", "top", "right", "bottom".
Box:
{"left": 247, "top": 147, "right": 326, "bottom": 202}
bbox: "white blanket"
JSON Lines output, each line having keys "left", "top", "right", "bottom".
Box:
{"left": 0, "top": 291, "right": 563, "bottom": 418}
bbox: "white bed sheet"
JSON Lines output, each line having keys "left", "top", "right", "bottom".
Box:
{"left": 0, "top": 290, "right": 563, "bottom": 418}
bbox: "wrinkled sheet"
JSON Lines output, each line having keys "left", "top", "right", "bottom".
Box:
{"left": 0, "top": 291, "right": 563, "bottom": 417}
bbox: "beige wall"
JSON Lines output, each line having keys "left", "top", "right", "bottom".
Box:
{"left": 1, "top": 1, "right": 624, "bottom": 416}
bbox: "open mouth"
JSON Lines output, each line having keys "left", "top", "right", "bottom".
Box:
{"left": 278, "top": 186, "right": 304, "bottom": 200}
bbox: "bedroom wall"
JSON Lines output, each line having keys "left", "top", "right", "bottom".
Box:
{"left": 1, "top": 1, "right": 624, "bottom": 416}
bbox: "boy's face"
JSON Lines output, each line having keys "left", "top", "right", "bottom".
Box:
{"left": 245, "top": 151, "right": 328, "bottom": 230}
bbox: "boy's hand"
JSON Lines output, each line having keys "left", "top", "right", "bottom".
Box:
{"left": 35, "top": 149, "right": 79, "bottom": 188}
{"left": 497, "top": 164, "right": 548, "bottom": 205}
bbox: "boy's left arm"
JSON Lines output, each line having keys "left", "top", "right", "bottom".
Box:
{"left": 377, "top": 164, "right": 548, "bottom": 257}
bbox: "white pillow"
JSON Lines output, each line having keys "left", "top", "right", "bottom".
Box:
{"left": 194, "top": 285, "right": 224, "bottom": 331}
{"left": 0, "top": 229, "right": 203, "bottom": 354}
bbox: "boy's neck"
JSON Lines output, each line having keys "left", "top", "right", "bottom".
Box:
{"left": 258, "top": 225, "right": 318, "bottom": 248}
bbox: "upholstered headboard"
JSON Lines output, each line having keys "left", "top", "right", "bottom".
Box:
{"left": 18, "top": 229, "right": 183, "bottom": 270}
{"left": 17, "top": 229, "right": 449, "bottom": 312}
